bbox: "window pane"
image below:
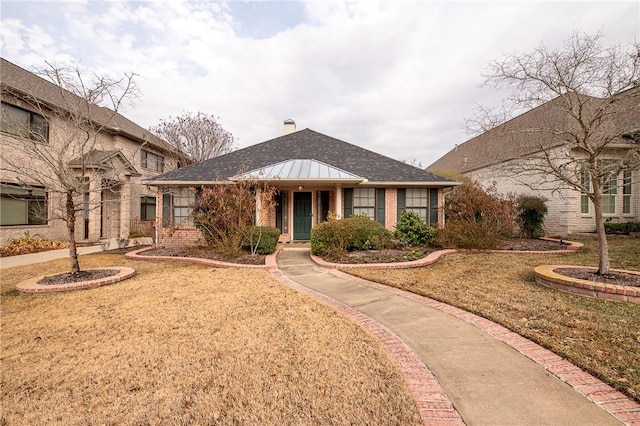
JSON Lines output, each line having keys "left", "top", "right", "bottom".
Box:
{"left": 1, "top": 183, "right": 47, "bottom": 225}
{"left": 581, "top": 194, "right": 589, "bottom": 214}
{"left": 623, "top": 171, "right": 632, "bottom": 214}
{"left": 408, "top": 207, "right": 428, "bottom": 222}
{"left": 1, "top": 103, "right": 31, "bottom": 138}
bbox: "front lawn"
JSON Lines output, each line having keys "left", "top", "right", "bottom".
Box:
{"left": 348, "top": 237, "right": 640, "bottom": 402}
{"left": 1, "top": 255, "right": 420, "bottom": 425}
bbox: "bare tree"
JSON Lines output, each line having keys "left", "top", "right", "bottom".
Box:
{"left": 469, "top": 31, "right": 640, "bottom": 274}
{"left": 0, "top": 61, "right": 138, "bottom": 274}
{"left": 150, "top": 111, "right": 235, "bottom": 163}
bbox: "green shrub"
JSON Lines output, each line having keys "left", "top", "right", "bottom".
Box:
{"left": 605, "top": 222, "right": 640, "bottom": 235}
{"left": 394, "top": 210, "right": 437, "bottom": 246}
{"left": 516, "top": 195, "right": 548, "bottom": 238}
{"left": 311, "top": 216, "right": 393, "bottom": 255}
{"left": 243, "top": 226, "right": 281, "bottom": 254}
{"left": 347, "top": 215, "right": 394, "bottom": 251}
{"left": 311, "top": 219, "right": 351, "bottom": 256}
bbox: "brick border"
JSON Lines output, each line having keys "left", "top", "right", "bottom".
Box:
{"left": 270, "top": 269, "right": 464, "bottom": 425}
{"left": 311, "top": 249, "right": 458, "bottom": 270}
{"left": 16, "top": 267, "right": 136, "bottom": 295}
{"left": 534, "top": 265, "right": 640, "bottom": 304}
{"left": 309, "top": 238, "right": 582, "bottom": 270}
{"left": 327, "top": 268, "right": 640, "bottom": 425}
{"left": 125, "top": 247, "right": 280, "bottom": 271}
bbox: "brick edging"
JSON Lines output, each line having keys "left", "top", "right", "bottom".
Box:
{"left": 270, "top": 269, "right": 464, "bottom": 425}
{"left": 328, "top": 269, "right": 640, "bottom": 425}
{"left": 534, "top": 265, "right": 640, "bottom": 304}
{"left": 310, "top": 249, "right": 458, "bottom": 269}
{"left": 125, "top": 247, "right": 279, "bottom": 271}
{"left": 16, "top": 267, "right": 136, "bottom": 295}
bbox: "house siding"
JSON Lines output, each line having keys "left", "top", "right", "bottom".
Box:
{"left": 467, "top": 155, "right": 640, "bottom": 236}
{"left": 0, "top": 92, "right": 179, "bottom": 246}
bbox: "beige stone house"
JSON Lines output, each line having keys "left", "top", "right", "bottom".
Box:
{"left": 429, "top": 88, "right": 640, "bottom": 235}
{"left": 0, "top": 58, "right": 182, "bottom": 245}
{"left": 145, "top": 121, "right": 459, "bottom": 245}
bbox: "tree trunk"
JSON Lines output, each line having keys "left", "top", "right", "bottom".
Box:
{"left": 66, "top": 191, "right": 81, "bottom": 274}
{"left": 591, "top": 181, "right": 611, "bottom": 275}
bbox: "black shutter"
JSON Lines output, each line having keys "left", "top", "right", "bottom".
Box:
{"left": 162, "top": 191, "right": 172, "bottom": 226}
{"left": 397, "top": 188, "right": 406, "bottom": 221}
{"left": 344, "top": 188, "right": 353, "bottom": 218}
{"left": 376, "top": 188, "right": 385, "bottom": 226}
{"left": 429, "top": 189, "right": 438, "bottom": 226}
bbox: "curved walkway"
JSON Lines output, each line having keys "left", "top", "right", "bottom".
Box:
{"left": 274, "top": 248, "right": 638, "bottom": 426}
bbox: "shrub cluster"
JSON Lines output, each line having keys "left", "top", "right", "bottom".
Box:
{"left": 311, "top": 216, "right": 393, "bottom": 256}
{"left": 394, "top": 210, "right": 437, "bottom": 247}
{"left": 243, "top": 226, "right": 281, "bottom": 254}
{"left": 516, "top": 195, "right": 548, "bottom": 238}
{"left": 435, "top": 178, "right": 515, "bottom": 249}
{"left": 604, "top": 222, "right": 640, "bottom": 235}
{"left": 0, "top": 232, "right": 69, "bottom": 257}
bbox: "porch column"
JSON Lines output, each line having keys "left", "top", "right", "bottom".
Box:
{"left": 255, "top": 187, "right": 262, "bottom": 225}
{"left": 335, "top": 184, "right": 343, "bottom": 219}
{"left": 119, "top": 178, "right": 131, "bottom": 238}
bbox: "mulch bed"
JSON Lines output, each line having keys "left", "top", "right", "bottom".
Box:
{"left": 141, "top": 246, "right": 266, "bottom": 265}
{"left": 322, "top": 249, "right": 433, "bottom": 264}
{"left": 554, "top": 268, "right": 640, "bottom": 287}
{"left": 498, "top": 238, "right": 568, "bottom": 251}
{"left": 38, "top": 269, "right": 120, "bottom": 285}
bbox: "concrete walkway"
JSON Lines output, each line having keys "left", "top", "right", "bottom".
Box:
{"left": 0, "top": 245, "right": 103, "bottom": 269}
{"left": 276, "top": 248, "right": 626, "bottom": 426}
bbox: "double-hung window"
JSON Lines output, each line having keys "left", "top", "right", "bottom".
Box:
{"left": 140, "top": 196, "right": 156, "bottom": 220}
{"left": 0, "top": 183, "right": 48, "bottom": 226}
{"left": 397, "top": 188, "right": 439, "bottom": 226}
{"left": 0, "top": 102, "right": 49, "bottom": 142}
{"left": 141, "top": 150, "right": 164, "bottom": 172}
{"left": 353, "top": 188, "right": 376, "bottom": 218}
{"left": 344, "top": 188, "right": 386, "bottom": 225}
{"left": 580, "top": 162, "right": 634, "bottom": 215}
{"left": 405, "top": 188, "right": 429, "bottom": 222}
{"left": 162, "top": 188, "right": 195, "bottom": 226}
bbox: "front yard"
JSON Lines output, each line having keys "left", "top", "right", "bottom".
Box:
{"left": 349, "top": 237, "right": 640, "bottom": 402}
{"left": 1, "top": 255, "right": 420, "bottom": 425}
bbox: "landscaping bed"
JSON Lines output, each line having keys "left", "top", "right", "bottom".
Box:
{"left": 140, "top": 246, "right": 266, "bottom": 265}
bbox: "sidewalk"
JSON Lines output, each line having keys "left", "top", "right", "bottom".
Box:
{"left": 0, "top": 245, "right": 103, "bottom": 269}
{"left": 276, "top": 248, "right": 627, "bottom": 426}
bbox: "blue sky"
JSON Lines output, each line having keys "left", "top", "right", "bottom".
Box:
{"left": 1, "top": 1, "right": 638, "bottom": 164}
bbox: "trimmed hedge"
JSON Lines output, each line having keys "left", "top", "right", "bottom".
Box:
{"left": 311, "top": 217, "right": 393, "bottom": 256}
{"left": 244, "top": 226, "right": 281, "bottom": 254}
{"left": 604, "top": 222, "right": 640, "bottom": 235}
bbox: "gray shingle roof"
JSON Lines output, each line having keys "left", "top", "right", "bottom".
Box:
{"left": 147, "top": 128, "right": 457, "bottom": 185}
{"left": 0, "top": 58, "right": 175, "bottom": 155}
{"left": 428, "top": 87, "right": 640, "bottom": 174}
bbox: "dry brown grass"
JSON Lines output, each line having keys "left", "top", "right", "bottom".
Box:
{"left": 349, "top": 237, "right": 640, "bottom": 402}
{"left": 1, "top": 254, "right": 421, "bottom": 425}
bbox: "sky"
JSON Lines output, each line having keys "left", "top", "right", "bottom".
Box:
{"left": 1, "top": 1, "right": 638, "bottom": 165}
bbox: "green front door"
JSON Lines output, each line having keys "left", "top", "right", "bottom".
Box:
{"left": 293, "top": 192, "right": 312, "bottom": 240}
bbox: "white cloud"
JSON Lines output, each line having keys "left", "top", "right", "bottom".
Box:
{"left": 1, "top": 0, "right": 638, "bottom": 164}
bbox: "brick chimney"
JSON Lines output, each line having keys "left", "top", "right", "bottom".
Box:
{"left": 284, "top": 119, "right": 296, "bottom": 135}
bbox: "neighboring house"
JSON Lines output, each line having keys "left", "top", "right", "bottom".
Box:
{"left": 0, "top": 58, "right": 182, "bottom": 245}
{"left": 145, "top": 121, "right": 459, "bottom": 245}
{"left": 428, "top": 88, "right": 640, "bottom": 236}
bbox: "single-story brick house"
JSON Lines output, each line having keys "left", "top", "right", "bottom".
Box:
{"left": 145, "top": 121, "right": 459, "bottom": 245}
